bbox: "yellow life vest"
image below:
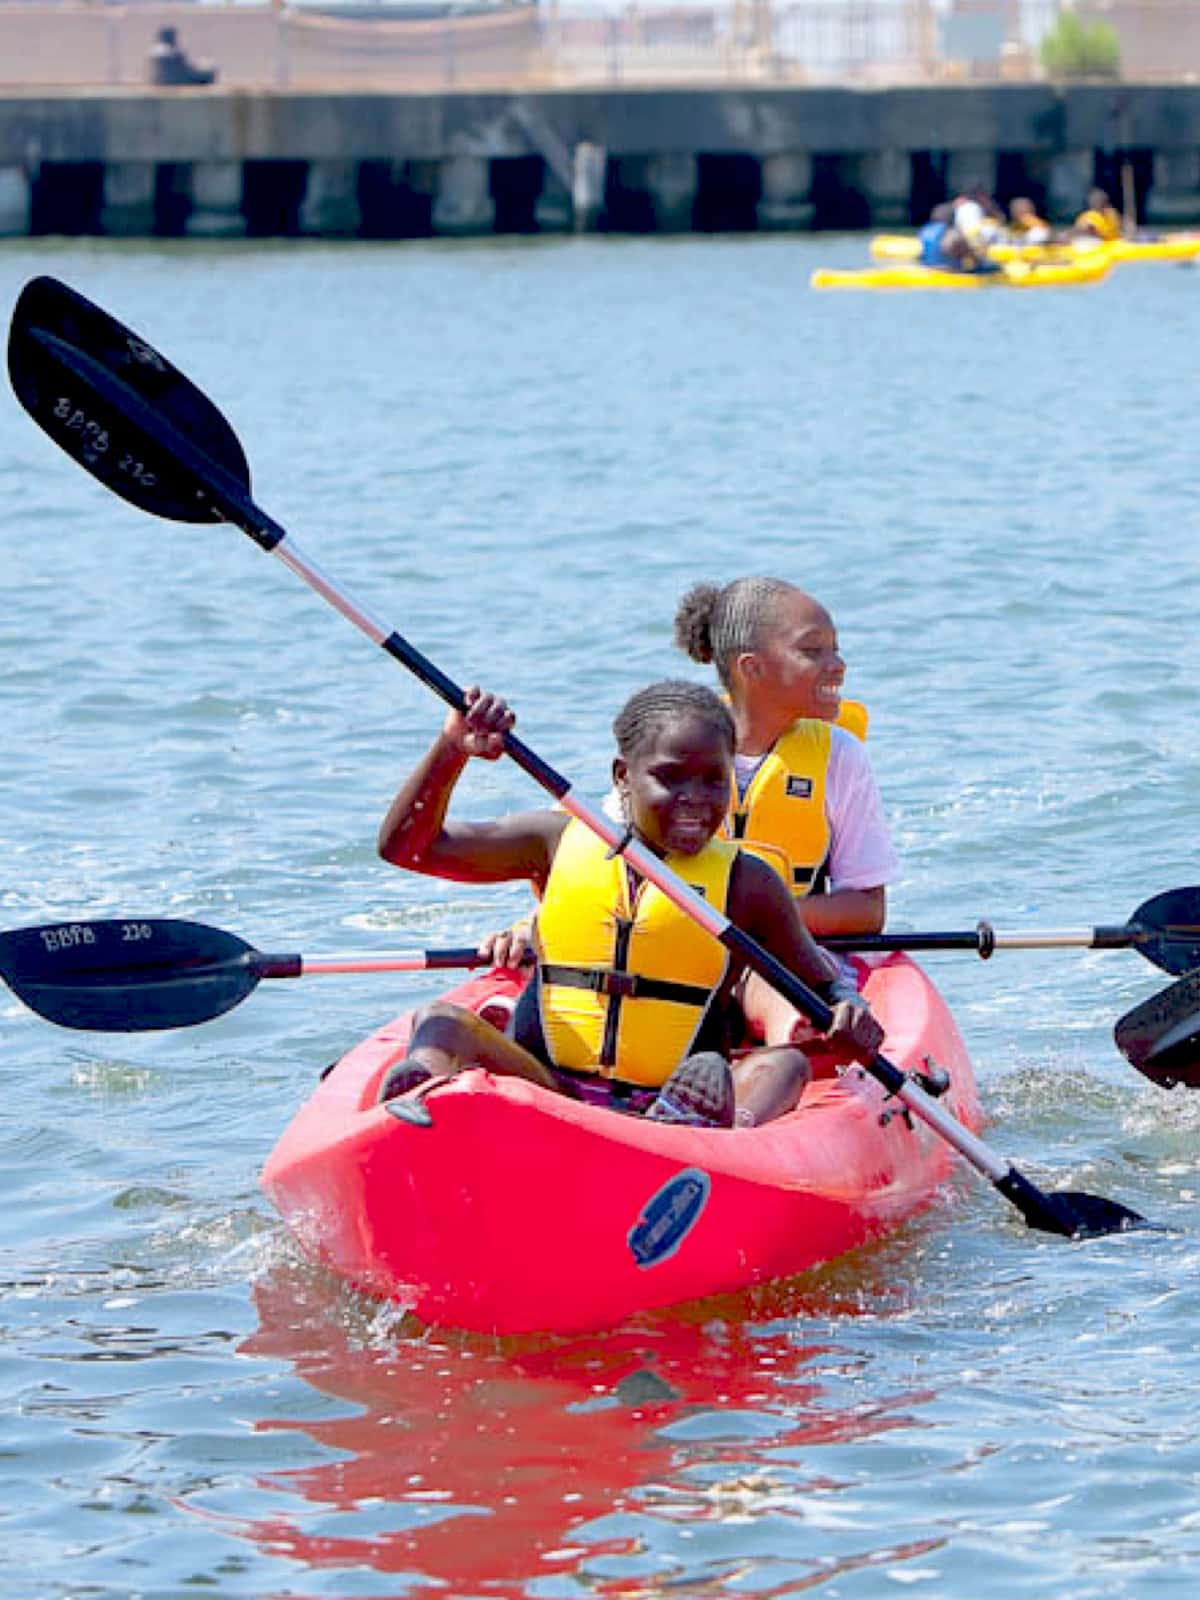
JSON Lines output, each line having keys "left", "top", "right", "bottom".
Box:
{"left": 719, "top": 689, "right": 868, "bottom": 741}
{"left": 1076, "top": 207, "right": 1122, "bottom": 242}
{"left": 836, "top": 697, "right": 869, "bottom": 741}
{"left": 722, "top": 699, "right": 866, "bottom": 898}
{"left": 535, "top": 819, "right": 735, "bottom": 1086}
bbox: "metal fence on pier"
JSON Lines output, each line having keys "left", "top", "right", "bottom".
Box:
{"left": 0, "top": 0, "right": 1194, "bottom": 90}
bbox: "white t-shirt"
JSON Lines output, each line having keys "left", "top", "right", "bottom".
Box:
{"left": 733, "top": 725, "right": 898, "bottom": 892}
{"left": 603, "top": 726, "right": 899, "bottom": 892}
{"left": 953, "top": 198, "right": 985, "bottom": 242}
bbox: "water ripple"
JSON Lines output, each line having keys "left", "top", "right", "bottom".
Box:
{"left": 1, "top": 234, "right": 1198, "bottom": 1598}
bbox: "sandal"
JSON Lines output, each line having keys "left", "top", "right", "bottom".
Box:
{"left": 378, "top": 1058, "right": 435, "bottom": 1103}
{"left": 646, "top": 1052, "right": 736, "bottom": 1129}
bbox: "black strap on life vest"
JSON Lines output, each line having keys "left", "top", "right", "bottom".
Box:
{"left": 540, "top": 963, "right": 712, "bottom": 1010}
{"left": 731, "top": 811, "right": 827, "bottom": 894}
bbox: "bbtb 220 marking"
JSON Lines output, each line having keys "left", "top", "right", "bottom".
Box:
{"left": 39, "top": 922, "right": 153, "bottom": 953}
{"left": 53, "top": 397, "right": 108, "bottom": 455}
{"left": 52, "top": 397, "right": 157, "bottom": 487}
{"left": 39, "top": 924, "right": 98, "bottom": 953}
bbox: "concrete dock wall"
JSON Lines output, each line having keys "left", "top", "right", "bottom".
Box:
{"left": 3, "top": 82, "right": 1200, "bottom": 238}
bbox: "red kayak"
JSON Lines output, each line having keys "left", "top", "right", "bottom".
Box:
{"left": 261, "top": 953, "right": 982, "bottom": 1335}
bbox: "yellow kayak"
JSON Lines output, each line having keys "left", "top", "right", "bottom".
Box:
{"left": 811, "top": 252, "right": 1112, "bottom": 291}
{"left": 869, "top": 234, "right": 1063, "bottom": 263}
{"left": 1034, "top": 236, "right": 1200, "bottom": 264}
{"left": 870, "top": 233, "right": 1200, "bottom": 265}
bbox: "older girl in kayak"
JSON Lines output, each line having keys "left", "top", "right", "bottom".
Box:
{"left": 674, "top": 577, "right": 898, "bottom": 1052}
{"left": 377, "top": 680, "right": 883, "bottom": 1128}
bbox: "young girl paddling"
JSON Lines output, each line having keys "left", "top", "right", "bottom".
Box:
{"left": 674, "top": 577, "right": 899, "bottom": 1050}
{"left": 480, "top": 578, "right": 895, "bottom": 973}
{"left": 377, "top": 681, "right": 884, "bottom": 1128}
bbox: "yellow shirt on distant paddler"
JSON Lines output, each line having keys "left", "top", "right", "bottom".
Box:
{"left": 1075, "top": 206, "right": 1122, "bottom": 242}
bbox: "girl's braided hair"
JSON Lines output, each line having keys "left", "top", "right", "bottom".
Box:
{"left": 674, "top": 577, "right": 795, "bottom": 691}
{"left": 612, "top": 680, "right": 734, "bottom": 761}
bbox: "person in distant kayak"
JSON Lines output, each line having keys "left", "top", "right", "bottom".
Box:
{"left": 918, "top": 203, "right": 956, "bottom": 266}
{"left": 953, "top": 186, "right": 1004, "bottom": 248}
{"left": 926, "top": 186, "right": 1002, "bottom": 273}
{"left": 918, "top": 202, "right": 1000, "bottom": 275}
{"left": 1073, "top": 188, "right": 1124, "bottom": 242}
{"left": 1007, "top": 196, "right": 1052, "bottom": 242}
{"left": 674, "top": 577, "right": 899, "bottom": 1054}
{"left": 940, "top": 227, "right": 1003, "bottom": 273}
{"left": 376, "top": 681, "right": 884, "bottom": 1128}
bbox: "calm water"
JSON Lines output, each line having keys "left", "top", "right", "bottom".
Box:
{"left": 2, "top": 233, "right": 1199, "bottom": 1599}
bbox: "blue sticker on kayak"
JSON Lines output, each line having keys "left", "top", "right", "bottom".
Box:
{"left": 628, "top": 1168, "right": 711, "bottom": 1269}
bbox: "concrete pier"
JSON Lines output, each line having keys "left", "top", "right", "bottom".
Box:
{"left": 1045, "top": 149, "right": 1096, "bottom": 221}
{"left": 298, "top": 160, "right": 362, "bottom": 237}
{"left": 186, "top": 161, "right": 248, "bottom": 237}
{"left": 100, "top": 161, "right": 156, "bottom": 236}
{"left": 1145, "top": 150, "right": 1200, "bottom": 226}
{"left": 432, "top": 154, "right": 494, "bottom": 236}
{"left": 644, "top": 153, "right": 699, "bottom": 232}
{"left": 3, "top": 83, "right": 1200, "bottom": 240}
{"left": 0, "top": 165, "right": 31, "bottom": 236}
{"left": 858, "top": 149, "right": 910, "bottom": 226}
{"left": 757, "top": 152, "right": 813, "bottom": 231}
{"left": 571, "top": 141, "right": 607, "bottom": 234}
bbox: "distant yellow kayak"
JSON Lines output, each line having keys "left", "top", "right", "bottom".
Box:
{"left": 870, "top": 235, "right": 933, "bottom": 262}
{"left": 1023, "top": 236, "right": 1200, "bottom": 264}
{"left": 869, "top": 234, "right": 1061, "bottom": 264}
{"left": 811, "top": 252, "right": 1113, "bottom": 290}
{"left": 870, "top": 233, "right": 1200, "bottom": 265}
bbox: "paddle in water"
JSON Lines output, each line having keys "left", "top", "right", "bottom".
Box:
{"left": 6, "top": 274, "right": 1153, "bottom": 1241}
{"left": 822, "top": 885, "right": 1200, "bottom": 976}
{"left": 0, "top": 916, "right": 495, "bottom": 1032}
{"left": 1115, "top": 971, "right": 1200, "bottom": 1090}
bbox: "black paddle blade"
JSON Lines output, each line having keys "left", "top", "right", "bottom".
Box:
{"left": 1130, "top": 886, "right": 1200, "bottom": 976}
{"left": 0, "top": 918, "right": 260, "bottom": 1032}
{"left": 8, "top": 275, "right": 250, "bottom": 525}
{"left": 1114, "top": 970, "right": 1200, "bottom": 1089}
{"left": 1043, "top": 1191, "right": 1159, "bottom": 1239}
{"left": 996, "top": 1168, "right": 1153, "bottom": 1238}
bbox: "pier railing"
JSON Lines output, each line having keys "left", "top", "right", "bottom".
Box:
{"left": 0, "top": 0, "right": 1196, "bottom": 90}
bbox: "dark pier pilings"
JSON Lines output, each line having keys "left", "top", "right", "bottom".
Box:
{"left": 3, "top": 82, "right": 1200, "bottom": 240}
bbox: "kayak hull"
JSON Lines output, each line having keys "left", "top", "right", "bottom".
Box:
{"left": 870, "top": 232, "right": 1200, "bottom": 265}
{"left": 812, "top": 253, "right": 1111, "bottom": 290}
{"left": 261, "top": 953, "right": 981, "bottom": 1335}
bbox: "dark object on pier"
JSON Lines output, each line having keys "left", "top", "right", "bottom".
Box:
{"left": 148, "top": 26, "right": 217, "bottom": 87}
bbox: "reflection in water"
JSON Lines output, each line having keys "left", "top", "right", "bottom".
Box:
{"left": 209, "top": 1252, "right": 939, "bottom": 1596}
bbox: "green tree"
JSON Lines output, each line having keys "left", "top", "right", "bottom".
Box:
{"left": 1040, "top": 9, "right": 1122, "bottom": 79}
